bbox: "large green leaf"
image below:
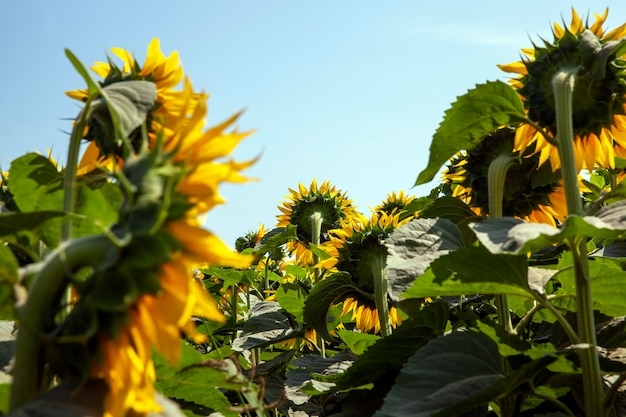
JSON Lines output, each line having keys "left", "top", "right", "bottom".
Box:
{"left": 402, "top": 245, "right": 532, "bottom": 300}
{"left": 9, "top": 153, "right": 121, "bottom": 246}
{"left": 337, "top": 329, "right": 380, "bottom": 355}
{"left": 552, "top": 253, "right": 626, "bottom": 317}
{"left": 154, "top": 341, "right": 241, "bottom": 417}
{"left": 385, "top": 218, "right": 464, "bottom": 301}
{"left": 232, "top": 302, "right": 302, "bottom": 351}
{"left": 374, "top": 330, "right": 557, "bottom": 417}
{"left": 275, "top": 282, "right": 307, "bottom": 322}
{"left": 66, "top": 49, "right": 157, "bottom": 156}
{"left": 0, "top": 211, "right": 67, "bottom": 258}
{"left": 302, "top": 272, "right": 361, "bottom": 340}
{"left": 415, "top": 80, "right": 527, "bottom": 185}
{"left": 336, "top": 301, "right": 449, "bottom": 391}
{"left": 285, "top": 350, "right": 357, "bottom": 398}
{"left": 470, "top": 213, "right": 626, "bottom": 256}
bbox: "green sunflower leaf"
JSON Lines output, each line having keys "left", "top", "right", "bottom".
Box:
{"left": 470, "top": 206, "right": 626, "bottom": 255}
{"left": 402, "top": 245, "right": 532, "bottom": 299}
{"left": 9, "top": 153, "right": 121, "bottom": 247}
{"left": 336, "top": 301, "right": 448, "bottom": 391}
{"left": 337, "top": 329, "right": 379, "bottom": 355}
{"left": 232, "top": 302, "right": 303, "bottom": 351}
{"left": 0, "top": 210, "right": 68, "bottom": 262}
{"left": 285, "top": 350, "right": 356, "bottom": 398}
{"left": 374, "top": 330, "right": 557, "bottom": 417}
{"left": 385, "top": 217, "right": 465, "bottom": 301}
{"left": 415, "top": 80, "right": 527, "bottom": 185}
{"left": 552, "top": 253, "right": 626, "bottom": 317}
{"left": 154, "top": 341, "right": 241, "bottom": 417}
{"left": 275, "top": 282, "right": 307, "bottom": 322}
{"left": 302, "top": 272, "right": 361, "bottom": 341}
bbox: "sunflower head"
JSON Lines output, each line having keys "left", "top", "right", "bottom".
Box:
{"left": 325, "top": 212, "right": 411, "bottom": 294}
{"left": 443, "top": 126, "right": 565, "bottom": 225}
{"left": 277, "top": 179, "right": 360, "bottom": 264}
{"left": 373, "top": 191, "right": 418, "bottom": 219}
{"left": 499, "top": 9, "right": 626, "bottom": 170}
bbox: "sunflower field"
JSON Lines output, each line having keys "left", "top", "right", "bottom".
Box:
{"left": 4, "top": 7, "right": 626, "bottom": 417}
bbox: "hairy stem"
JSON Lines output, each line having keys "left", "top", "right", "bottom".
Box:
{"left": 488, "top": 153, "right": 517, "bottom": 334}
{"left": 10, "top": 235, "right": 114, "bottom": 411}
{"left": 552, "top": 67, "right": 604, "bottom": 417}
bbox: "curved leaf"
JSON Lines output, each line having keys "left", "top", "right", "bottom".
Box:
{"left": 302, "top": 272, "right": 360, "bottom": 340}
{"left": 470, "top": 214, "right": 626, "bottom": 255}
{"left": 415, "top": 80, "right": 526, "bottom": 185}
{"left": 385, "top": 218, "right": 464, "bottom": 301}
{"left": 375, "top": 330, "right": 557, "bottom": 417}
{"left": 402, "top": 245, "right": 532, "bottom": 299}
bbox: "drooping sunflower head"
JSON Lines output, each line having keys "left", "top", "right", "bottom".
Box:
{"left": 499, "top": 8, "right": 626, "bottom": 171}
{"left": 373, "top": 190, "right": 418, "bottom": 219}
{"left": 276, "top": 179, "right": 360, "bottom": 264}
{"left": 67, "top": 38, "right": 207, "bottom": 159}
{"left": 319, "top": 212, "right": 409, "bottom": 333}
{"left": 442, "top": 126, "right": 566, "bottom": 225}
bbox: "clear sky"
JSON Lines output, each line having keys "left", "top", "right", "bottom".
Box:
{"left": 2, "top": 1, "right": 626, "bottom": 247}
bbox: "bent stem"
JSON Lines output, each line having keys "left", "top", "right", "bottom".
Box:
{"left": 10, "top": 235, "right": 115, "bottom": 411}
{"left": 552, "top": 67, "right": 604, "bottom": 416}
{"left": 488, "top": 153, "right": 516, "bottom": 334}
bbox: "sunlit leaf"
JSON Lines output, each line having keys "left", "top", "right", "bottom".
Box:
{"left": 415, "top": 80, "right": 527, "bottom": 185}
{"left": 471, "top": 213, "right": 626, "bottom": 255}
{"left": 232, "top": 302, "right": 302, "bottom": 351}
{"left": 9, "top": 153, "right": 120, "bottom": 246}
{"left": 337, "top": 329, "right": 379, "bottom": 355}
{"left": 154, "top": 341, "right": 242, "bottom": 417}
{"left": 553, "top": 253, "right": 626, "bottom": 317}
{"left": 275, "top": 282, "right": 307, "bottom": 322}
{"left": 402, "top": 246, "right": 532, "bottom": 300}
{"left": 385, "top": 218, "right": 464, "bottom": 301}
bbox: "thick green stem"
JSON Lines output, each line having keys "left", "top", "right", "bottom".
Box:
{"left": 552, "top": 67, "right": 604, "bottom": 416}
{"left": 62, "top": 97, "right": 94, "bottom": 242}
{"left": 310, "top": 212, "right": 325, "bottom": 356}
{"left": 310, "top": 212, "right": 323, "bottom": 284}
{"left": 488, "top": 153, "right": 517, "bottom": 334}
{"left": 371, "top": 253, "right": 391, "bottom": 338}
{"left": 10, "top": 235, "right": 115, "bottom": 411}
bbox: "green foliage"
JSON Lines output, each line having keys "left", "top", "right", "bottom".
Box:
{"left": 0, "top": 245, "right": 18, "bottom": 319}
{"left": 415, "top": 80, "right": 527, "bottom": 185}
{"left": 9, "top": 153, "right": 121, "bottom": 246}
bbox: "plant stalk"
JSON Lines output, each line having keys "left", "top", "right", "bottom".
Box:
{"left": 552, "top": 67, "right": 604, "bottom": 417}
{"left": 488, "top": 153, "right": 517, "bottom": 334}
{"left": 10, "top": 235, "right": 114, "bottom": 411}
{"left": 371, "top": 253, "right": 392, "bottom": 337}
{"left": 310, "top": 212, "right": 326, "bottom": 356}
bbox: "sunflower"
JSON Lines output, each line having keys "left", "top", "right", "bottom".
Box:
{"left": 442, "top": 126, "right": 567, "bottom": 226}
{"left": 373, "top": 190, "right": 418, "bottom": 219}
{"left": 498, "top": 8, "right": 626, "bottom": 172}
{"left": 66, "top": 38, "right": 207, "bottom": 160}
{"left": 276, "top": 179, "right": 361, "bottom": 266}
{"left": 318, "top": 212, "right": 408, "bottom": 334}
{"left": 57, "top": 41, "right": 256, "bottom": 417}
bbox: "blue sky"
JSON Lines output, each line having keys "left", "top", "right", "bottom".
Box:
{"left": 2, "top": 1, "right": 626, "bottom": 247}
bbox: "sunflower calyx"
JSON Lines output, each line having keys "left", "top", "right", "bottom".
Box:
{"left": 580, "top": 29, "right": 626, "bottom": 80}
